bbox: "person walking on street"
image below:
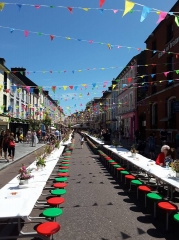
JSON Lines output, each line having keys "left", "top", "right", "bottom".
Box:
{"left": 80, "top": 136, "right": 84, "bottom": 148}
{"left": 2, "top": 130, "right": 10, "bottom": 162}
{"left": 8, "top": 133, "right": 15, "bottom": 161}
{"left": 0, "top": 130, "right": 5, "bottom": 159}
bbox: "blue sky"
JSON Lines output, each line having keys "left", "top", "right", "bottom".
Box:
{"left": 0, "top": 0, "right": 177, "bottom": 115}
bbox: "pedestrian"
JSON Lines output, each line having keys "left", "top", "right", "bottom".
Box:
{"left": 2, "top": 130, "right": 10, "bottom": 162}
{"left": 0, "top": 130, "right": 5, "bottom": 159}
{"left": 55, "top": 129, "right": 60, "bottom": 140}
{"left": 31, "top": 131, "right": 35, "bottom": 147}
{"left": 8, "top": 133, "right": 15, "bottom": 161}
{"left": 80, "top": 135, "right": 84, "bottom": 148}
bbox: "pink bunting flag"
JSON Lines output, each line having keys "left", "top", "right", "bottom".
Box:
{"left": 113, "top": 9, "right": 118, "bottom": 14}
{"left": 99, "top": 0, "right": 105, "bottom": 8}
{"left": 164, "top": 71, "right": 169, "bottom": 77}
{"left": 89, "top": 40, "right": 94, "bottom": 44}
{"left": 24, "top": 30, "right": 29, "bottom": 37}
{"left": 67, "top": 7, "right": 73, "bottom": 13}
{"left": 156, "top": 12, "right": 167, "bottom": 24}
{"left": 35, "top": 5, "right": 40, "bottom": 9}
{"left": 26, "top": 86, "right": 30, "bottom": 93}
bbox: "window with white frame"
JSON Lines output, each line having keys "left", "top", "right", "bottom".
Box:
{"left": 167, "top": 96, "right": 176, "bottom": 118}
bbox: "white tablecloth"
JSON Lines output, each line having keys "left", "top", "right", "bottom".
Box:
{"left": 88, "top": 135, "right": 179, "bottom": 189}
{"left": 0, "top": 146, "right": 65, "bottom": 219}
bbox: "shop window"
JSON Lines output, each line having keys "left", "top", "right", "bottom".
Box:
{"left": 151, "top": 41, "right": 157, "bottom": 57}
{"left": 166, "top": 23, "right": 173, "bottom": 43}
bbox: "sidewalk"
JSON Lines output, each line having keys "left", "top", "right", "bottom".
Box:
{"left": 0, "top": 142, "right": 45, "bottom": 171}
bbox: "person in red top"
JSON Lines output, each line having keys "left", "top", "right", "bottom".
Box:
{"left": 156, "top": 145, "right": 170, "bottom": 166}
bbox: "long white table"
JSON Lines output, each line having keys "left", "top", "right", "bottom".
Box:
{"left": 0, "top": 143, "right": 66, "bottom": 239}
{"left": 87, "top": 134, "right": 179, "bottom": 197}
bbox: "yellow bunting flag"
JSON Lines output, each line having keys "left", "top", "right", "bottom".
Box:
{"left": 83, "top": 8, "right": 89, "bottom": 11}
{"left": 112, "top": 84, "right": 116, "bottom": 90}
{"left": 63, "top": 86, "right": 68, "bottom": 90}
{"left": 123, "top": 1, "right": 135, "bottom": 17}
{"left": 0, "top": 85, "right": 3, "bottom": 90}
{"left": 0, "top": 2, "right": 5, "bottom": 11}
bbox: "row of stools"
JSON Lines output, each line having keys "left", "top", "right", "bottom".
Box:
{"left": 35, "top": 142, "right": 74, "bottom": 239}
{"left": 97, "top": 149, "right": 179, "bottom": 231}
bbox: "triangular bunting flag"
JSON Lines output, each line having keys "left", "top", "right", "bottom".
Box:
{"left": 123, "top": 1, "right": 135, "bottom": 17}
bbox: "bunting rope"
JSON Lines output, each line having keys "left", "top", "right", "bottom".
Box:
{"left": 2, "top": 61, "right": 179, "bottom": 75}
{"left": 0, "top": 1, "right": 179, "bottom": 26}
{"left": 1, "top": 25, "right": 179, "bottom": 55}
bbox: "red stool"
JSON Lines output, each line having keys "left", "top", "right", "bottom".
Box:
{"left": 116, "top": 168, "right": 125, "bottom": 178}
{"left": 137, "top": 185, "right": 151, "bottom": 207}
{"left": 36, "top": 222, "right": 60, "bottom": 238}
{"left": 59, "top": 166, "right": 69, "bottom": 169}
{"left": 157, "top": 201, "right": 178, "bottom": 230}
{"left": 125, "top": 174, "right": 135, "bottom": 184}
{"left": 53, "top": 183, "right": 67, "bottom": 188}
{"left": 47, "top": 197, "right": 65, "bottom": 207}
{"left": 58, "top": 173, "right": 69, "bottom": 177}
{"left": 110, "top": 162, "right": 118, "bottom": 165}
{"left": 62, "top": 162, "right": 69, "bottom": 164}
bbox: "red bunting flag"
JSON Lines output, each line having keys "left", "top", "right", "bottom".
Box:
{"left": 51, "top": 86, "right": 56, "bottom": 93}
{"left": 50, "top": 35, "right": 54, "bottom": 41}
{"left": 99, "top": 0, "right": 105, "bottom": 8}
{"left": 69, "top": 86, "right": 73, "bottom": 90}
{"left": 128, "top": 78, "right": 132, "bottom": 83}
{"left": 67, "top": 7, "right": 73, "bottom": 13}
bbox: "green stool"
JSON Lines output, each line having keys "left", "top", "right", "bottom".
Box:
{"left": 108, "top": 160, "right": 115, "bottom": 163}
{"left": 51, "top": 189, "right": 66, "bottom": 196}
{"left": 120, "top": 170, "right": 130, "bottom": 182}
{"left": 55, "top": 177, "right": 68, "bottom": 182}
{"left": 130, "top": 179, "right": 143, "bottom": 191}
{"left": 61, "top": 164, "right": 70, "bottom": 166}
{"left": 42, "top": 208, "right": 63, "bottom": 220}
{"left": 58, "top": 169, "right": 69, "bottom": 173}
{"left": 62, "top": 160, "right": 70, "bottom": 162}
{"left": 63, "top": 156, "right": 71, "bottom": 158}
{"left": 113, "top": 164, "right": 121, "bottom": 176}
{"left": 174, "top": 213, "right": 179, "bottom": 223}
{"left": 146, "top": 192, "right": 163, "bottom": 217}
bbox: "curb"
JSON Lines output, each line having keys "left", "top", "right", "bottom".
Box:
{"left": 0, "top": 144, "right": 46, "bottom": 171}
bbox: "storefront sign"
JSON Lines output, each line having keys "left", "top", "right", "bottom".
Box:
{"left": 173, "top": 101, "right": 179, "bottom": 112}
{"left": 158, "top": 37, "right": 179, "bottom": 58}
{"left": 0, "top": 116, "right": 9, "bottom": 122}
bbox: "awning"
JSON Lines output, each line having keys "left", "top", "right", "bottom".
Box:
{"left": 160, "top": 117, "right": 171, "bottom": 122}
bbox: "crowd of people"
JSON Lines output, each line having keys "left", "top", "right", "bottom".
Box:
{"left": 0, "top": 128, "right": 69, "bottom": 162}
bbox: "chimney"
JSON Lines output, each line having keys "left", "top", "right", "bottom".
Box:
{"left": 0, "top": 58, "right": 6, "bottom": 66}
{"left": 11, "top": 67, "right": 26, "bottom": 76}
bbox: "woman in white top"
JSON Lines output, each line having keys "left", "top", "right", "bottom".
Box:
{"left": 80, "top": 136, "right": 84, "bottom": 148}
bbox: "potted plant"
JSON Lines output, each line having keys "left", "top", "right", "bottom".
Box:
{"left": 170, "top": 160, "right": 179, "bottom": 178}
{"left": 112, "top": 139, "right": 120, "bottom": 148}
{"left": 36, "top": 153, "right": 46, "bottom": 170}
{"left": 55, "top": 140, "right": 60, "bottom": 149}
{"left": 130, "top": 144, "right": 138, "bottom": 157}
{"left": 17, "top": 164, "right": 33, "bottom": 185}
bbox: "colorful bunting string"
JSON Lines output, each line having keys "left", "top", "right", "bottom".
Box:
{"left": 1, "top": 25, "right": 179, "bottom": 55}
{"left": 2, "top": 61, "right": 179, "bottom": 75}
